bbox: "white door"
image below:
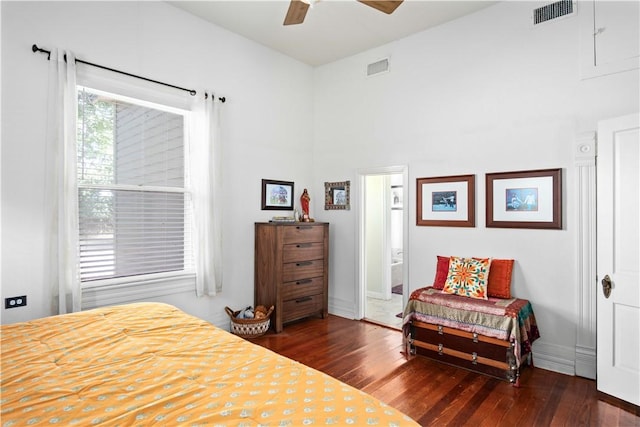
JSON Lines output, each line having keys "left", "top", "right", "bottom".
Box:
{"left": 596, "top": 113, "right": 640, "bottom": 406}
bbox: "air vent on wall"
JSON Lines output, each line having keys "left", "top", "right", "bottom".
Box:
{"left": 533, "top": 0, "right": 576, "bottom": 25}
{"left": 367, "top": 58, "right": 389, "bottom": 77}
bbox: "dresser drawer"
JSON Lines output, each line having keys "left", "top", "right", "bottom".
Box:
{"left": 282, "top": 259, "right": 324, "bottom": 282}
{"left": 283, "top": 225, "right": 325, "bottom": 244}
{"left": 282, "top": 277, "right": 324, "bottom": 301}
{"left": 282, "top": 294, "right": 324, "bottom": 322}
{"left": 283, "top": 242, "right": 324, "bottom": 263}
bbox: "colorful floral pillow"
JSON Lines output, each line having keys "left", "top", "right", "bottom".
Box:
{"left": 432, "top": 256, "right": 450, "bottom": 290}
{"left": 442, "top": 256, "right": 491, "bottom": 300}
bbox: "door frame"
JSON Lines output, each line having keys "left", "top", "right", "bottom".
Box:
{"left": 575, "top": 131, "right": 597, "bottom": 379}
{"left": 355, "top": 165, "right": 409, "bottom": 320}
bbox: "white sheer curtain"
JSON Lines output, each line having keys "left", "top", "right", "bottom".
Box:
{"left": 44, "top": 49, "right": 80, "bottom": 314}
{"left": 191, "top": 93, "right": 223, "bottom": 296}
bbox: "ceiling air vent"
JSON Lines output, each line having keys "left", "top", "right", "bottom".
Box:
{"left": 367, "top": 58, "right": 389, "bottom": 77}
{"left": 533, "top": 0, "right": 576, "bottom": 25}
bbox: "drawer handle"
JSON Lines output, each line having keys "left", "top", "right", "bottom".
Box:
{"left": 296, "top": 243, "right": 312, "bottom": 248}
{"left": 296, "top": 261, "right": 312, "bottom": 267}
{"left": 295, "top": 297, "right": 313, "bottom": 303}
{"left": 296, "top": 279, "right": 312, "bottom": 285}
{"left": 296, "top": 225, "right": 313, "bottom": 230}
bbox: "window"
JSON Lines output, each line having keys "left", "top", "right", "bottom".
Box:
{"left": 76, "top": 87, "right": 193, "bottom": 286}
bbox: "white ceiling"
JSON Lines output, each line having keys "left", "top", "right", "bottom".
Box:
{"left": 169, "top": 1, "right": 498, "bottom": 66}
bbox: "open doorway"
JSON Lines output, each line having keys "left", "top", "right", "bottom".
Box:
{"left": 358, "top": 167, "right": 408, "bottom": 329}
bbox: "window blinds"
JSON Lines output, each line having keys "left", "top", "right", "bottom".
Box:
{"left": 77, "top": 88, "right": 193, "bottom": 283}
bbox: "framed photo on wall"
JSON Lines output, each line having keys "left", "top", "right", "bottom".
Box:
{"left": 416, "top": 174, "right": 475, "bottom": 227}
{"left": 391, "top": 185, "right": 403, "bottom": 210}
{"left": 261, "top": 179, "right": 294, "bottom": 210}
{"left": 485, "top": 168, "right": 562, "bottom": 229}
{"left": 324, "top": 181, "right": 350, "bottom": 210}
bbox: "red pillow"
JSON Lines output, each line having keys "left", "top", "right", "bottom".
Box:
{"left": 433, "top": 256, "right": 450, "bottom": 290}
{"left": 487, "top": 259, "right": 514, "bottom": 299}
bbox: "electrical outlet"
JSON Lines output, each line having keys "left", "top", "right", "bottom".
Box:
{"left": 5, "top": 296, "right": 27, "bottom": 309}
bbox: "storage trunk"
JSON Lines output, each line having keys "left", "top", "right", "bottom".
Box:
{"left": 408, "top": 320, "right": 530, "bottom": 386}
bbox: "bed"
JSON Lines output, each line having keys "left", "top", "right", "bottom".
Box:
{"left": 402, "top": 257, "right": 540, "bottom": 386}
{"left": 1, "top": 302, "right": 418, "bottom": 426}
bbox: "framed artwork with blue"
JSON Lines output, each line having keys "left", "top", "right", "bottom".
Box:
{"left": 417, "top": 174, "right": 475, "bottom": 227}
{"left": 486, "top": 168, "right": 561, "bottom": 229}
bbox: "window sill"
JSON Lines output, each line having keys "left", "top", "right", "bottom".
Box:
{"left": 81, "top": 273, "right": 195, "bottom": 310}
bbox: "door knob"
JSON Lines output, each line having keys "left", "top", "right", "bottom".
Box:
{"left": 601, "top": 274, "right": 612, "bottom": 298}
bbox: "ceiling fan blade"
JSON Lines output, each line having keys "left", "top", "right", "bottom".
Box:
{"left": 284, "top": 0, "right": 310, "bottom": 25}
{"left": 357, "top": 0, "right": 404, "bottom": 15}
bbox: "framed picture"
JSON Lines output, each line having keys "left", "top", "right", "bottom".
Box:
{"left": 324, "top": 181, "right": 350, "bottom": 210}
{"left": 391, "top": 185, "right": 403, "bottom": 210}
{"left": 417, "top": 174, "right": 475, "bottom": 227}
{"left": 486, "top": 168, "right": 562, "bottom": 229}
{"left": 261, "top": 179, "right": 294, "bottom": 210}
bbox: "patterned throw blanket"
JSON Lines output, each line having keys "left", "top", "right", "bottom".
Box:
{"left": 402, "top": 287, "right": 540, "bottom": 367}
{"left": 2, "top": 302, "right": 419, "bottom": 426}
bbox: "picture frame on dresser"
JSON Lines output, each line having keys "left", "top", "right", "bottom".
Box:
{"left": 485, "top": 168, "right": 562, "bottom": 229}
{"left": 261, "top": 179, "right": 294, "bottom": 210}
{"left": 416, "top": 174, "right": 475, "bottom": 227}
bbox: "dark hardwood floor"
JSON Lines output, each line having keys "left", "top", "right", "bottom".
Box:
{"left": 251, "top": 315, "right": 640, "bottom": 426}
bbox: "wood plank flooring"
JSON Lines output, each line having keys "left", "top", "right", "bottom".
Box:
{"left": 251, "top": 315, "right": 640, "bottom": 426}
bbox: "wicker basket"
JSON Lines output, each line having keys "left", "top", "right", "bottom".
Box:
{"left": 225, "top": 305, "right": 274, "bottom": 339}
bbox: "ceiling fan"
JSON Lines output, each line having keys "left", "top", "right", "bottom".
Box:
{"left": 284, "top": 0, "right": 404, "bottom": 25}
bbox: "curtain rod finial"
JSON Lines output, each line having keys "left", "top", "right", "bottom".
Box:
{"left": 32, "top": 43, "right": 51, "bottom": 60}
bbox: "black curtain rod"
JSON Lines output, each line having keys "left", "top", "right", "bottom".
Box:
{"left": 32, "top": 44, "right": 226, "bottom": 102}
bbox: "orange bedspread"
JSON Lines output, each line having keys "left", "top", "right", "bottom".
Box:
{"left": 1, "top": 302, "right": 417, "bottom": 426}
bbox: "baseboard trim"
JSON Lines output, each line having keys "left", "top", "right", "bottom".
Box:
{"left": 329, "top": 297, "right": 356, "bottom": 320}
{"left": 575, "top": 345, "right": 597, "bottom": 379}
{"left": 532, "top": 341, "right": 576, "bottom": 376}
{"left": 366, "top": 290, "right": 387, "bottom": 300}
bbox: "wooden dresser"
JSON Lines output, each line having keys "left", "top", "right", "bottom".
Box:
{"left": 254, "top": 222, "right": 329, "bottom": 333}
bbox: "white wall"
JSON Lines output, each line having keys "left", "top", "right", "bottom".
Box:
{"left": 1, "top": 1, "right": 314, "bottom": 327}
{"left": 313, "top": 1, "right": 638, "bottom": 374}
{"left": 2, "top": 0, "right": 638, "bottom": 375}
